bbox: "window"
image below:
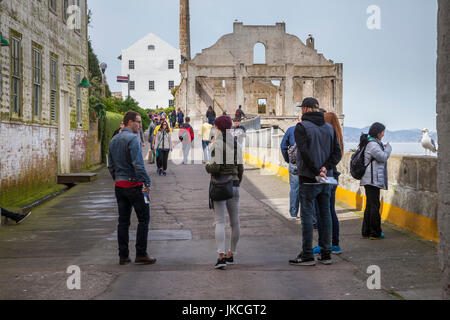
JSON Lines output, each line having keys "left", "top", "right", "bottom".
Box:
{"left": 169, "top": 100, "right": 174, "bottom": 107}
{"left": 11, "top": 35, "right": 22, "bottom": 116}
{"left": 149, "top": 81, "right": 155, "bottom": 91}
{"left": 148, "top": 45, "right": 155, "bottom": 50}
{"left": 129, "top": 60, "right": 135, "bottom": 70}
{"left": 258, "top": 98, "right": 267, "bottom": 114}
{"left": 168, "top": 60, "right": 174, "bottom": 69}
{"left": 168, "top": 81, "right": 174, "bottom": 90}
{"left": 253, "top": 42, "right": 266, "bottom": 64}
{"left": 32, "top": 47, "right": 42, "bottom": 118}
{"left": 49, "top": 0, "right": 57, "bottom": 13}
{"left": 63, "top": 0, "right": 69, "bottom": 21}
{"left": 50, "top": 56, "right": 58, "bottom": 122}
{"left": 76, "top": 72, "right": 82, "bottom": 124}
{"left": 129, "top": 81, "right": 135, "bottom": 90}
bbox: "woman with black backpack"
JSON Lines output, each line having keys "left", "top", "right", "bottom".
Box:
{"left": 206, "top": 116, "right": 243, "bottom": 270}
{"left": 360, "top": 122, "right": 392, "bottom": 240}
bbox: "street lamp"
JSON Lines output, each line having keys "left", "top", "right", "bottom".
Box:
{"left": 0, "top": 32, "right": 9, "bottom": 47}
{"left": 63, "top": 63, "right": 92, "bottom": 88}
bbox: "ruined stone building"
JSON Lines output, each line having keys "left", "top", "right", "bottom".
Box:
{"left": 0, "top": 0, "right": 97, "bottom": 200}
{"left": 176, "top": 2, "right": 343, "bottom": 122}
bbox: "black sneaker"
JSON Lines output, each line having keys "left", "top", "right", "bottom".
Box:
{"left": 215, "top": 258, "right": 227, "bottom": 269}
{"left": 16, "top": 211, "right": 32, "bottom": 225}
{"left": 317, "top": 253, "right": 332, "bottom": 265}
{"left": 225, "top": 256, "right": 235, "bottom": 265}
{"left": 289, "top": 253, "right": 316, "bottom": 266}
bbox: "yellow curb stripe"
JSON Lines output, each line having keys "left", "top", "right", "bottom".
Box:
{"left": 244, "top": 153, "right": 439, "bottom": 243}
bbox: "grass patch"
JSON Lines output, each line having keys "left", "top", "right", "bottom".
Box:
{"left": 0, "top": 182, "right": 67, "bottom": 211}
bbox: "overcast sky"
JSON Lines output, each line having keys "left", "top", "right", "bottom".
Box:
{"left": 88, "top": 0, "right": 438, "bottom": 131}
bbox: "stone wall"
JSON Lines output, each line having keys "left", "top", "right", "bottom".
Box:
{"left": 437, "top": 0, "right": 449, "bottom": 300}
{"left": 0, "top": 0, "right": 95, "bottom": 201}
{"left": 0, "top": 122, "right": 58, "bottom": 190}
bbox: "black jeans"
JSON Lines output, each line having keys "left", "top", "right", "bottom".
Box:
{"left": 157, "top": 149, "right": 170, "bottom": 171}
{"left": 115, "top": 186, "right": 150, "bottom": 259}
{"left": 0, "top": 207, "right": 22, "bottom": 221}
{"left": 362, "top": 185, "right": 382, "bottom": 237}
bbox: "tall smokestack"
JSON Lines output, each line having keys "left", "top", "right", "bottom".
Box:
{"left": 180, "top": 0, "right": 191, "bottom": 62}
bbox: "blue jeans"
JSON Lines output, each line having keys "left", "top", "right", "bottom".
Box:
{"left": 316, "top": 184, "right": 340, "bottom": 247}
{"left": 299, "top": 183, "right": 332, "bottom": 258}
{"left": 202, "top": 140, "right": 211, "bottom": 161}
{"left": 288, "top": 164, "right": 300, "bottom": 217}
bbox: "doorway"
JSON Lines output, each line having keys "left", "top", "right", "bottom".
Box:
{"left": 58, "top": 90, "right": 70, "bottom": 174}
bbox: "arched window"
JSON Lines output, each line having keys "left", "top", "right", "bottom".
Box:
{"left": 253, "top": 42, "right": 266, "bottom": 64}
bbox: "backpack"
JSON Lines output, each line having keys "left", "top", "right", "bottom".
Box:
{"left": 288, "top": 144, "right": 297, "bottom": 164}
{"left": 350, "top": 136, "right": 375, "bottom": 180}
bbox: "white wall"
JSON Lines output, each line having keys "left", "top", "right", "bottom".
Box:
{"left": 121, "top": 33, "right": 181, "bottom": 109}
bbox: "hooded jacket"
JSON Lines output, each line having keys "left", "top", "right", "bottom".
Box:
{"left": 360, "top": 138, "right": 392, "bottom": 190}
{"left": 294, "top": 112, "right": 342, "bottom": 183}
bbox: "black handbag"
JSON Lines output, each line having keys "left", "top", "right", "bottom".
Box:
{"left": 208, "top": 134, "right": 234, "bottom": 208}
{"left": 209, "top": 175, "right": 234, "bottom": 202}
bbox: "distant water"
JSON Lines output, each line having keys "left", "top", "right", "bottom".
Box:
{"left": 345, "top": 142, "right": 437, "bottom": 157}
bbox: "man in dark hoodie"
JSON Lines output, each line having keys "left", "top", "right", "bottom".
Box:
{"left": 179, "top": 117, "right": 195, "bottom": 164}
{"left": 289, "top": 98, "right": 342, "bottom": 267}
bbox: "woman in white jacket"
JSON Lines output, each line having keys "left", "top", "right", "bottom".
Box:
{"left": 360, "top": 122, "right": 392, "bottom": 240}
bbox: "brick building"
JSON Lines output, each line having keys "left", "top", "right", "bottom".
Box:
{"left": 0, "top": 0, "right": 99, "bottom": 202}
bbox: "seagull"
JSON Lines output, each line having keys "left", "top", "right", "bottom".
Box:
{"left": 421, "top": 128, "right": 437, "bottom": 155}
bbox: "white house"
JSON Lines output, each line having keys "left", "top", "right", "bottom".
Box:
{"left": 120, "top": 33, "right": 181, "bottom": 109}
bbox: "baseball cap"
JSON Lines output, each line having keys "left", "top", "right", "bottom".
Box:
{"left": 300, "top": 97, "right": 320, "bottom": 109}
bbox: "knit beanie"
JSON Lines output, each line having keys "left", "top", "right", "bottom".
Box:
{"left": 214, "top": 115, "right": 232, "bottom": 134}
{"left": 369, "top": 122, "right": 386, "bottom": 138}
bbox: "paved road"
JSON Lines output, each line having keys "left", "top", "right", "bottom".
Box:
{"left": 0, "top": 148, "right": 441, "bottom": 300}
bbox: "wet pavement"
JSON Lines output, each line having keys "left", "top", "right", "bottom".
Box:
{"left": 0, "top": 147, "right": 442, "bottom": 300}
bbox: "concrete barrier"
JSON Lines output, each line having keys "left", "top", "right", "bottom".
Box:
{"left": 243, "top": 142, "right": 439, "bottom": 242}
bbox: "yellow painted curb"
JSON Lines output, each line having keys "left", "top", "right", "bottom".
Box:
{"left": 244, "top": 153, "right": 439, "bottom": 243}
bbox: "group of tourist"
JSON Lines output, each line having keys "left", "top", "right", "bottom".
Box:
{"left": 104, "top": 98, "right": 391, "bottom": 269}
{"left": 281, "top": 98, "right": 392, "bottom": 266}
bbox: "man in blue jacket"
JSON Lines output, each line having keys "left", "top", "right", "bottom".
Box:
{"left": 289, "top": 98, "right": 342, "bottom": 267}
{"left": 108, "top": 111, "right": 156, "bottom": 266}
{"left": 281, "top": 123, "right": 301, "bottom": 219}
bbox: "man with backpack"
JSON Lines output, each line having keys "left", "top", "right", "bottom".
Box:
{"left": 281, "top": 121, "right": 301, "bottom": 219}
{"left": 179, "top": 117, "right": 195, "bottom": 164}
{"left": 289, "top": 98, "right": 342, "bottom": 267}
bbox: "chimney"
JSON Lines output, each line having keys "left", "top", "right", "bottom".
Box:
{"left": 180, "top": 0, "right": 191, "bottom": 62}
{"left": 306, "top": 34, "right": 315, "bottom": 50}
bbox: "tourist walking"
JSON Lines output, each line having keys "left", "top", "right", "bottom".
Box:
{"left": 1, "top": 207, "right": 31, "bottom": 225}
{"left": 201, "top": 118, "right": 213, "bottom": 163}
{"left": 231, "top": 118, "right": 246, "bottom": 185}
{"left": 169, "top": 110, "right": 177, "bottom": 129}
{"left": 313, "top": 112, "right": 345, "bottom": 255}
{"left": 177, "top": 108, "right": 184, "bottom": 127}
{"left": 360, "top": 122, "right": 392, "bottom": 240}
{"left": 289, "top": 98, "right": 342, "bottom": 266}
{"left": 206, "top": 115, "right": 243, "bottom": 270}
{"left": 108, "top": 111, "right": 156, "bottom": 266}
{"left": 154, "top": 121, "right": 173, "bottom": 176}
{"left": 234, "top": 105, "right": 245, "bottom": 121}
{"left": 206, "top": 106, "right": 216, "bottom": 125}
{"left": 179, "top": 117, "right": 195, "bottom": 164}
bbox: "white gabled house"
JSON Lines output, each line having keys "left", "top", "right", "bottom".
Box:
{"left": 120, "top": 33, "right": 181, "bottom": 109}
